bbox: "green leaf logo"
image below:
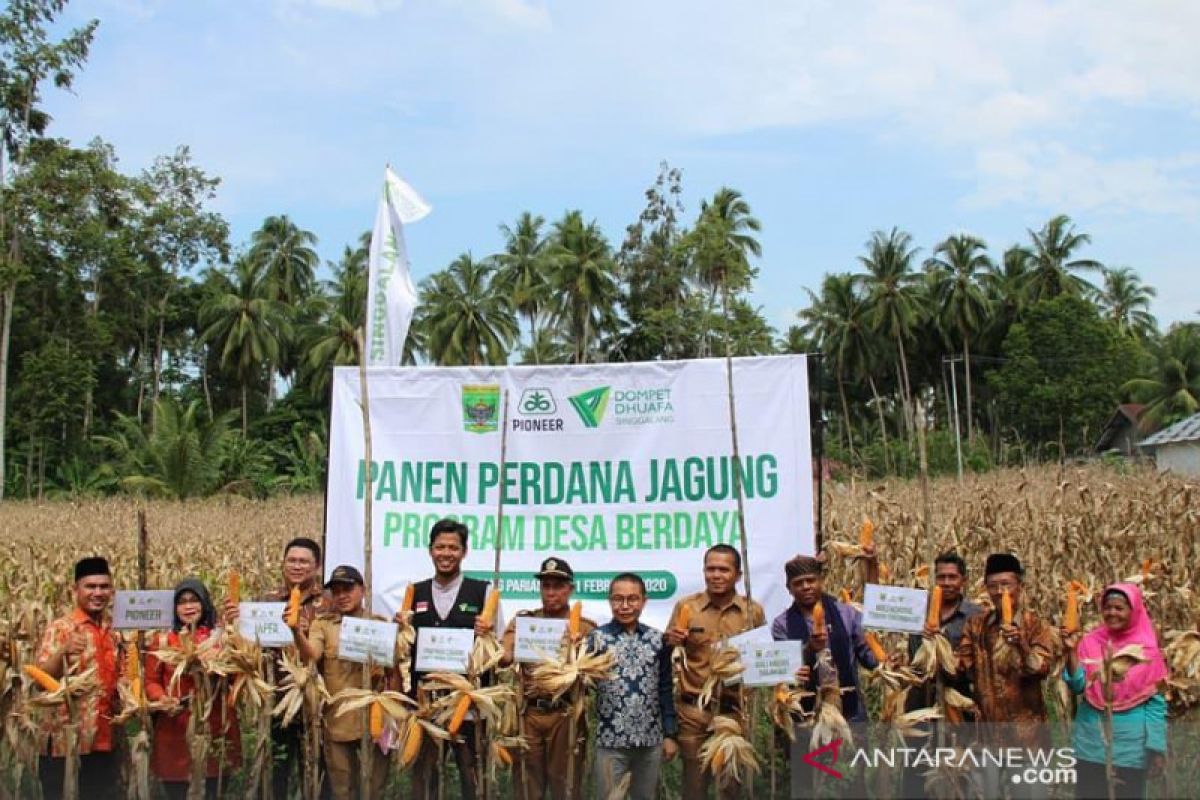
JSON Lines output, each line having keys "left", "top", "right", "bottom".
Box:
{"left": 569, "top": 386, "right": 611, "bottom": 428}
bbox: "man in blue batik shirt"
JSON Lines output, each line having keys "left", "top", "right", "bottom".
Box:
{"left": 587, "top": 572, "right": 678, "bottom": 800}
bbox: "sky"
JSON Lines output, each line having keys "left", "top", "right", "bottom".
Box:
{"left": 43, "top": 0, "right": 1200, "bottom": 332}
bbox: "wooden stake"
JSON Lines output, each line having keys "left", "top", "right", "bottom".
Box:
{"left": 355, "top": 329, "right": 376, "bottom": 798}
{"left": 492, "top": 391, "right": 510, "bottom": 586}
{"left": 721, "top": 283, "right": 753, "bottom": 606}
{"left": 483, "top": 390, "right": 509, "bottom": 800}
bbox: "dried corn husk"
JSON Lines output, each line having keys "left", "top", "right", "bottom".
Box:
{"left": 696, "top": 645, "right": 744, "bottom": 709}
{"left": 699, "top": 714, "right": 758, "bottom": 787}
{"left": 425, "top": 671, "right": 514, "bottom": 731}
{"left": 528, "top": 639, "right": 614, "bottom": 704}
{"left": 770, "top": 683, "right": 815, "bottom": 738}
{"left": 272, "top": 650, "right": 329, "bottom": 728}
{"left": 911, "top": 632, "right": 957, "bottom": 676}
{"left": 25, "top": 665, "right": 100, "bottom": 708}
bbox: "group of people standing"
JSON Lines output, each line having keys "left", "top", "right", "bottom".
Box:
{"left": 31, "top": 519, "right": 1171, "bottom": 800}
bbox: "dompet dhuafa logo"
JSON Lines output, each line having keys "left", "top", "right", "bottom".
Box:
{"left": 569, "top": 386, "right": 611, "bottom": 428}
{"left": 462, "top": 384, "right": 500, "bottom": 433}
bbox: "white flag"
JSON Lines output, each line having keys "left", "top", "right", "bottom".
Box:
{"left": 365, "top": 168, "right": 431, "bottom": 366}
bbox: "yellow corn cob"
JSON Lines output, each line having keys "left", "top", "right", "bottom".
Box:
{"left": 126, "top": 643, "right": 143, "bottom": 703}
{"left": 839, "top": 588, "right": 852, "bottom": 604}
{"left": 568, "top": 601, "right": 583, "bottom": 638}
{"left": 811, "top": 602, "right": 825, "bottom": 633}
{"left": 23, "top": 664, "right": 60, "bottom": 692}
{"left": 448, "top": 695, "right": 472, "bottom": 736}
{"left": 859, "top": 518, "right": 874, "bottom": 548}
{"left": 865, "top": 631, "right": 887, "bottom": 663}
{"left": 676, "top": 604, "right": 692, "bottom": 630}
{"left": 1001, "top": 588, "right": 1013, "bottom": 626}
{"left": 285, "top": 586, "right": 302, "bottom": 628}
{"left": 712, "top": 748, "right": 727, "bottom": 772}
{"left": 481, "top": 589, "right": 500, "bottom": 625}
{"left": 401, "top": 723, "right": 423, "bottom": 767}
{"left": 775, "top": 684, "right": 789, "bottom": 704}
{"left": 926, "top": 586, "right": 943, "bottom": 628}
{"left": 879, "top": 563, "right": 892, "bottom": 583}
{"left": 496, "top": 744, "right": 513, "bottom": 766}
{"left": 400, "top": 583, "right": 415, "bottom": 614}
{"left": 369, "top": 701, "right": 384, "bottom": 738}
{"left": 227, "top": 571, "right": 240, "bottom": 606}
{"left": 1064, "top": 585, "right": 1079, "bottom": 633}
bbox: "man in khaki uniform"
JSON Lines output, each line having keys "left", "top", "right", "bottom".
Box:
{"left": 500, "top": 557, "right": 596, "bottom": 800}
{"left": 666, "top": 544, "right": 765, "bottom": 799}
{"left": 290, "top": 565, "right": 389, "bottom": 800}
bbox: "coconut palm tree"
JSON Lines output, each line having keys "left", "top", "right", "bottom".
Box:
{"left": 1123, "top": 323, "right": 1200, "bottom": 429}
{"left": 1024, "top": 214, "right": 1102, "bottom": 302}
{"left": 1096, "top": 266, "right": 1158, "bottom": 341}
{"left": 926, "top": 234, "right": 993, "bottom": 441}
{"left": 689, "top": 188, "right": 762, "bottom": 357}
{"left": 199, "top": 257, "right": 290, "bottom": 434}
{"left": 419, "top": 253, "right": 517, "bottom": 366}
{"left": 496, "top": 212, "right": 550, "bottom": 363}
{"left": 547, "top": 211, "right": 619, "bottom": 363}
{"left": 856, "top": 228, "right": 924, "bottom": 435}
{"left": 302, "top": 244, "right": 368, "bottom": 398}
{"left": 248, "top": 215, "right": 318, "bottom": 401}
{"left": 799, "top": 273, "right": 875, "bottom": 466}
{"left": 96, "top": 396, "right": 237, "bottom": 499}
{"left": 250, "top": 215, "right": 320, "bottom": 305}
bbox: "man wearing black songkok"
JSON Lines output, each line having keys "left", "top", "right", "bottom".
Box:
{"left": 950, "top": 553, "right": 1057, "bottom": 799}
{"left": 35, "top": 556, "right": 122, "bottom": 798}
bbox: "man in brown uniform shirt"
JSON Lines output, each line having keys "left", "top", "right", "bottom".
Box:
{"left": 500, "top": 557, "right": 596, "bottom": 800}
{"left": 291, "top": 565, "right": 390, "bottom": 800}
{"left": 666, "top": 544, "right": 766, "bottom": 799}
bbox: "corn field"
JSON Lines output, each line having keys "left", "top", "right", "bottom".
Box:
{"left": 0, "top": 463, "right": 1197, "bottom": 798}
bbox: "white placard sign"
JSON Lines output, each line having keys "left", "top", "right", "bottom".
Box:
{"left": 415, "top": 627, "right": 474, "bottom": 674}
{"left": 338, "top": 617, "right": 399, "bottom": 665}
{"left": 324, "top": 356, "right": 814, "bottom": 630}
{"left": 741, "top": 640, "right": 804, "bottom": 687}
{"left": 862, "top": 584, "right": 929, "bottom": 634}
{"left": 724, "top": 624, "right": 774, "bottom": 686}
{"left": 113, "top": 590, "right": 175, "bottom": 630}
{"left": 514, "top": 616, "right": 569, "bottom": 663}
{"left": 237, "top": 602, "right": 292, "bottom": 647}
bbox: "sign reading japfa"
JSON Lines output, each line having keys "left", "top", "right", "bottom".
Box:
{"left": 325, "top": 357, "right": 815, "bottom": 629}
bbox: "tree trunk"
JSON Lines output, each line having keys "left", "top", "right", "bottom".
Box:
{"left": 201, "top": 345, "right": 214, "bottom": 421}
{"left": 152, "top": 302, "right": 166, "bottom": 432}
{"left": 528, "top": 313, "right": 539, "bottom": 365}
{"left": 867, "top": 375, "right": 892, "bottom": 474}
{"left": 837, "top": 377, "right": 856, "bottom": 473}
{"left": 0, "top": 286, "right": 13, "bottom": 501}
{"left": 241, "top": 384, "right": 248, "bottom": 437}
{"left": 963, "top": 338, "right": 974, "bottom": 443}
{"left": 896, "top": 338, "right": 914, "bottom": 441}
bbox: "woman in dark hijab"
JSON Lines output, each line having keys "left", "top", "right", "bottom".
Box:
{"left": 143, "top": 578, "right": 241, "bottom": 799}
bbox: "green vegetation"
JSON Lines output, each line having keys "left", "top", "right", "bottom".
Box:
{"left": 1, "top": 2, "right": 1197, "bottom": 499}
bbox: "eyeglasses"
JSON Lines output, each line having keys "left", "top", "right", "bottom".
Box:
{"left": 609, "top": 596, "right": 644, "bottom": 608}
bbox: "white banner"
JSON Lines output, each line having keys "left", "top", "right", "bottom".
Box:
{"left": 364, "top": 168, "right": 429, "bottom": 366}
{"left": 325, "top": 356, "right": 814, "bottom": 630}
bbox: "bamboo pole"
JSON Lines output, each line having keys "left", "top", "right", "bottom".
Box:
{"left": 483, "top": 391, "right": 509, "bottom": 800}
{"left": 720, "top": 281, "right": 758, "bottom": 800}
{"left": 721, "top": 283, "right": 753, "bottom": 607}
{"left": 133, "top": 509, "right": 153, "bottom": 800}
{"left": 492, "top": 392, "right": 510, "bottom": 586}
{"left": 355, "top": 329, "right": 376, "bottom": 799}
